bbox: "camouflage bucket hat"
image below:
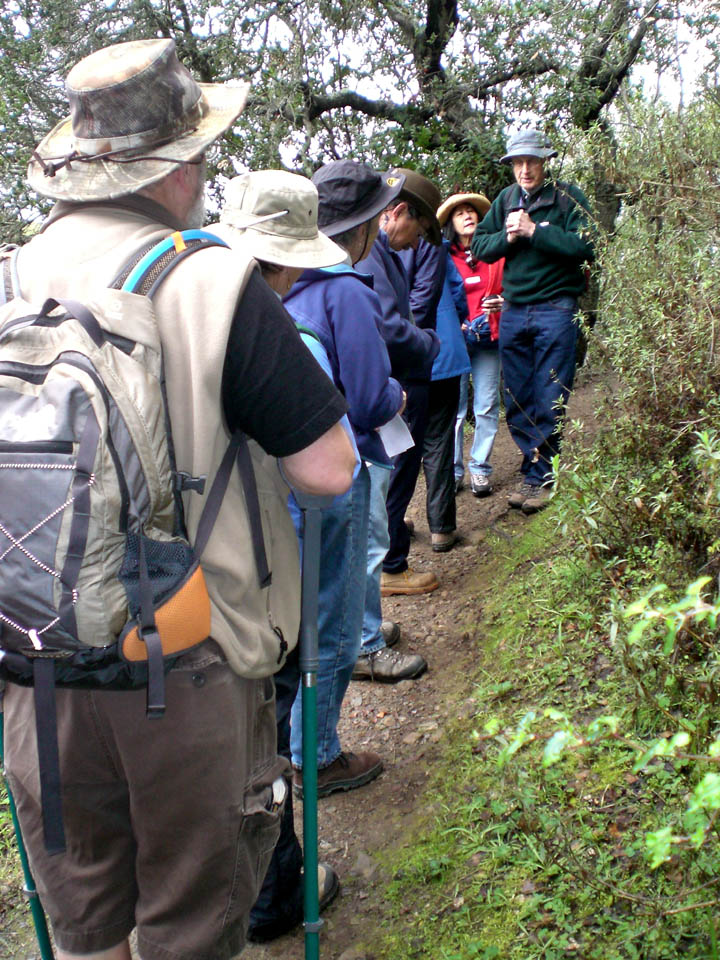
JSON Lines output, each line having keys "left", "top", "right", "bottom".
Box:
{"left": 27, "top": 38, "right": 249, "bottom": 202}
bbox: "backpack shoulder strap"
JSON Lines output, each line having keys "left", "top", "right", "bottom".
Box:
{"left": 112, "top": 229, "right": 230, "bottom": 295}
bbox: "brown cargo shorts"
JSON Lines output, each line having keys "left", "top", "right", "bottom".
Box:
{"left": 2, "top": 640, "right": 287, "bottom": 960}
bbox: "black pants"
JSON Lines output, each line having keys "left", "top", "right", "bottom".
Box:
{"left": 383, "top": 380, "right": 430, "bottom": 574}
{"left": 423, "top": 376, "right": 461, "bottom": 533}
{"left": 249, "top": 647, "right": 303, "bottom": 932}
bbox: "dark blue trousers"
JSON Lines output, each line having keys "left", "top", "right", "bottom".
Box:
{"left": 383, "top": 380, "right": 430, "bottom": 573}
{"left": 499, "top": 297, "right": 578, "bottom": 486}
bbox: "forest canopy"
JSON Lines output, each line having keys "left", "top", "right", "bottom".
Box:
{"left": 1, "top": 0, "right": 718, "bottom": 240}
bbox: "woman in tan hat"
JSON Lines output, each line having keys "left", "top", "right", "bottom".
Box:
{"left": 437, "top": 192, "right": 504, "bottom": 498}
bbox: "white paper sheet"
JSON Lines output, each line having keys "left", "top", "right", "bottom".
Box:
{"left": 377, "top": 414, "right": 415, "bottom": 458}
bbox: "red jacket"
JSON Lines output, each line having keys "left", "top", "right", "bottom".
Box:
{"left": 450, "top": 244, "right": 504, "bottom": 340}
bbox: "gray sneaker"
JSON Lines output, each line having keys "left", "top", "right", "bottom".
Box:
{"left": 469, "top": 473, "right": 493, "bottom": 497}
{"left": 351, "top": 647, "right": 428, "bottom": 683}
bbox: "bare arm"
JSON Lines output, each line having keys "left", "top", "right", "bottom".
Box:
{"left": 281, "top": 421, "right": 355, "bottom": 495}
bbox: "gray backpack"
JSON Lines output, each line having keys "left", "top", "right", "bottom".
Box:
{"left": 0, "top": 230, "right": 269, "bottom": 853}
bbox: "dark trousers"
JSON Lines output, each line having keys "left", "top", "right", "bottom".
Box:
{"left": 249, "top": 647, "right": 303, "bottom": 931}
{"left": 499, "top": 297, "right": 578, "bottom": 486}
{"left": 383, "top": 380, "right": 430, "bottom": 573}
{"left": 423, "top": 376, "right": 461, "bottom": 533}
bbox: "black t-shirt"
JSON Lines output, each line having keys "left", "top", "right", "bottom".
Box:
{"left": 222, "top": 270, "right": 347, "bottom": 457}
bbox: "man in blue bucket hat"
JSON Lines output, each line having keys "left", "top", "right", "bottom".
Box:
{"left": 472, "top": 130, "right": 595, "bottom": 513}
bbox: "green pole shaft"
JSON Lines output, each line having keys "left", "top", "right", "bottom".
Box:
{"left": 294, "top": 494, "right": 333, "bottom": 960}
{"left": 301, "top": 679, "right": 320, "bottom": 960}
{"left": 0, "top": 700, "right": 55, "bottom": 960}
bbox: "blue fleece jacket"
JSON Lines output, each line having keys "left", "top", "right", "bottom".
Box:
{"left": 431, "top": 244, "right": 472, "bottom": 381}
{"left": 283, "top": 263, "right": 403, "bottom": 467}
{"left": 356, "top": 231, "right": 440, "bottom": 383}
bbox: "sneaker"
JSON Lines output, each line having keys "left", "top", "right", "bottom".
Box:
{"left": 431, "top": 531, "right": 458, "bottom": 553}
{"left": 380, "top": 620, "right": 401, "bottom": 647}
{"left": 246, "top": 862, "right": 340, "bottom": 942}
{"left": 351, "top": 647, "right": 427, "bottom": 683}
{"left": 469, "top": 473, "right": 493, "bottom": 497}
{"left": 455, "top": 476, "right": 464, "bottom": 494}
{"left": 508, "top": 480, "right": 535, "bottom": 509}
{"left": 381, "top": 568, "right": 439, "bottom": 596}
{"left": 521, "top": 484, "right": 553, "bottom": 513}
{"left": 293, "top": 751, "right": 384, "bottom": 799}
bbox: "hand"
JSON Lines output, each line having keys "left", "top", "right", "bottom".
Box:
{"left": 505, "top": 209, "right": 535, "bottom": 243}
{"left": 482, "top": 295, "right": 504, "bottom": 314}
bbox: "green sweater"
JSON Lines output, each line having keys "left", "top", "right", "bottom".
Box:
{"left": 471, "top": 180, "right": 594, "bottom": 305}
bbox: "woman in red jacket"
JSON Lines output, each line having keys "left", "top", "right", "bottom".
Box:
{"left": 438, "top": 192, "right": 504, "bottom": 497}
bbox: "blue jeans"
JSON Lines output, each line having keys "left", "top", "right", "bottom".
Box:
{"left": 360, "top": 463, "right": 392, "bottom": 656}
{"left": 499, "top": 297, "right": 578, "bottom": 486}
{"left": 454, "top": 348, "right": 501, "bottom": 479}
{"left": 290, "top": 463, "right": 370, "bottom": 769}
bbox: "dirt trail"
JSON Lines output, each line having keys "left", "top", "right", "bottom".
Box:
{"left": 247, "top": 376, "right": 599, "bottom": 960}
{"left": 1, "top": 377, "right": 599, "bottom": 960}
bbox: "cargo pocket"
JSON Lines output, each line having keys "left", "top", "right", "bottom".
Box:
{"left": 226, "top": 773, "right": 286, "bottom": 925}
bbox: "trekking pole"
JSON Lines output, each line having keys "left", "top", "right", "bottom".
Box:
{"left": 0, "top": 691, "right": 55, "bottom": 960}
{"left": 294, "top": 491, "right": 334, "bottom": 960}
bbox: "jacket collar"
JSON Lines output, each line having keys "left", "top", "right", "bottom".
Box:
{"left": 42, "top": 194, "right": 185, "bottom": 232}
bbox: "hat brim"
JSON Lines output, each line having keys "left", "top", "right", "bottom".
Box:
{"left": 211, "top": 221, "right": 347, "bottom": 270}
{"left": 437, "top": 193, "right": 491, "bottom": 227}
{"left": 27, "top": 81, "right": 250, "bottom": 202}
{"left": 499, "top": 147, "right": 557, "bottom": 164}
{"left": 320, "top": 173, "right": 405, "bottom": 237}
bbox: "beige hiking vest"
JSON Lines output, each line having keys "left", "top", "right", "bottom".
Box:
{"left": 15, "top": 203, "right": 300, "bottom": 677}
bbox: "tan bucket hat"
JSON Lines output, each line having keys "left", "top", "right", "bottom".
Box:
{"left": 27, "top": 38, "right": 249, "bottom": 202}
{"left": 436, "top": 192, "right": 491, "bottom": 227}
{"left": 215, "top": 171, "right": 346, "bottom": 269}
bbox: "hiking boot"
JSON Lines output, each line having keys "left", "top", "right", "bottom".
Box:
{"left": 380, "top": 620, "right": 401, "bottom": 647}
{"left": 351, "top": 647, "right": 428, "bottom": 683}
{"left": 246, "top": 862, "right": 340, "bottom": 942}
{"left": 508, "top": 480, "right": 535, "bottom": 509}
{"left": 381, "top": 568, "right": 439, "bottom": 596}
{"left": 293, "top": 751, "right": 384, "bottom": 799}
{"left": 431, "top": 531, "right": 458, "bottom": 553}
{"left": 469, "top": 473, "right": 493, "bottom": 497}
{"left": 521, "top": 484, "right": 553, "bottom": 514}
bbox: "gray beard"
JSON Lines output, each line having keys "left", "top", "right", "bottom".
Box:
{"left": 186, "top": 185, "right": 206, "bottom": 228}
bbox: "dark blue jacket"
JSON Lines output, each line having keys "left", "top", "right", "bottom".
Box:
{"left": 283, "top": 263, "right": 403, "bottom": 467}
{"left": 398, "top": 237, "right": 445, "bottom": 330}
{"left": 356, "top": 231, "right": 440, "bottom": 383}
{"left": 430, "top": 244, "right": 472, "bottom": 381}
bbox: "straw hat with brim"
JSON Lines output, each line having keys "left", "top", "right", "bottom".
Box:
{"left": 312, "top": 161, "right": 406, "bottom": 237}
{"left": 437, "top": 192, "right": 491, "bottom": 227}
{"left": 215, "top": 171, "right": 346, "bottom": 270}
{"left": 392, "top": 167, "right": 442, "bottom": 245}
{"left": 500, "top": 129, "right": 558, "bottom": 165}
{"left": 27, "top": 38, "right": 249, "bottom": 203}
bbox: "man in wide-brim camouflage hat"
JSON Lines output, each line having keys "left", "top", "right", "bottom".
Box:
{"left": 4, "top": 37, "right": 355, "bottom": 960}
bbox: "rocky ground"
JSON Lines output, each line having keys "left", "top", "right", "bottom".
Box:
{"left": 2, "top": 376, "right": 599, "bottom": 960}
{"left": 246, "top": 375, "right": 599, "bottom": 960}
